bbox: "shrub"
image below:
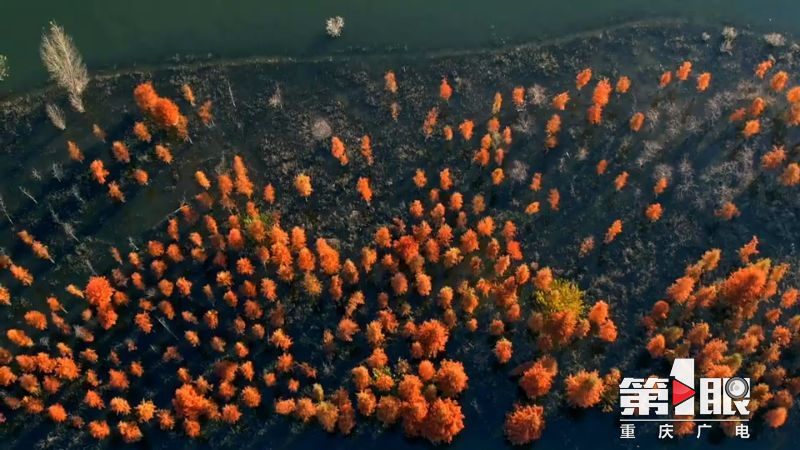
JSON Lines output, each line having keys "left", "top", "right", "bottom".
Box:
{"left": 534, "top": 279, "right": 585, "bottom": 316}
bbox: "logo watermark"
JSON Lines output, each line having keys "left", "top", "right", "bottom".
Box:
{"left": 618, "top": 358, "right": 750, "bottom": 439}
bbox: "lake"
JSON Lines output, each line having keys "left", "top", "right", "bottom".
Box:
{"left": 0, "top": 0, "right": 798, "bottom": 95}
{"left": 1, "top": 3, "right": 800, "bottom": 450}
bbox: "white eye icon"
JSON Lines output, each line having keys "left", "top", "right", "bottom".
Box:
{"left": 725, "top": 377, "right": 749, "bottom": 399}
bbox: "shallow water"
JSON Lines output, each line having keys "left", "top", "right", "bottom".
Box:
{"left": 1, "top": 0, "right": 799, "bottom": 95}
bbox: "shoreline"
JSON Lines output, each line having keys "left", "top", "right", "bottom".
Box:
{"left": 1, "top": 17, "right": 707, "bottom": 108}
{"left": 1, "top": 13, "right": 799, "bottom": 449}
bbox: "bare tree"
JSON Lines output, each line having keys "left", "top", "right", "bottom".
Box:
{"left": 268, "top": 86, "right": 283, "bottom": 109}
{"left": 49, "top": 207, "right": 79, "bottom": 242}
{"left": 764, "top": 33, "right": 786, "bottom": 47}
{"left": 311, "top": 117, "right": 332, "bottom": 141}
{"left": 45, "top": 103, "right": 66, "bottom": 130}
{"left": 0, "top": 54, "right": 8, "bottom": 82}
{"left": 51, "top": 163, "right": 63, "bottom": 182}
{"left": 19, "top": 186, "right": 37, "bottom": 204}
{"left": 325, "top": 16, "right": 345, "bottom": 37}
{"left": 0, "top": 195, "right": 13, "bottom": 225}
{"left": 40, "top": 21, "right": 88, "bottom": 112}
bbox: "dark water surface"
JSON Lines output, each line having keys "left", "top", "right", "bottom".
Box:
{"left": 0, "top": 0, "right": 799, "bottom": 95}
{"left": 1, "top": 3, "right": 800, "bottom": 450}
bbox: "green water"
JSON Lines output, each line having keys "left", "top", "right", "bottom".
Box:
{"left": 2, "top": 5, "right": 800, "bottom": 448}
{"left": 0, "top": 0, "right": 797, "bottom": 96}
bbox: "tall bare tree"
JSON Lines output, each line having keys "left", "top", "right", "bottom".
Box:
{"left": 40, "top": 21, "right": 88, "bottom": 112}
{"left": 0, "top": 54, "right": 8, "bottom": 82}
{"left": 45, "top": 103, "right": 66, "bottom": 130}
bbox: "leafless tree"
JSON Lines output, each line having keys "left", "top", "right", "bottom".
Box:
{"left": 268, "top": 86, "right": 283, "bottom": 109}
{"left": 527, "top": 84, "right": 547, "bottom": 106}
{"left": 225, "top": 78, "right": 237, "bottom": 109}
{"left": 0, "top": 54, "right": 8, "bottom": 81}
{"left": 51, "top": 163, "right": 63, "bottom": 181}
{"left": 311, "top": 117, "right": 332, "bottom": 141}
{"left": 0, "top": 195, "right": 13, "bottom": 225}
{"left": 326, "top": 16, "right": 345, "bottom": 37}
{"left": 157, "top": 317, "right": 178, "bottom": 339}
{"left": 19, "top": 186, "right": 37, "bottom": 204}
{"left": 764, "top": 33, "right": 786, "bottom": 47}
{"left": 40, "top": 21, "right": 89, "bottom": 112}
{"left": 49, "top": 207, "right": 78, "bottom": 242}
{"left": 720, "top": 26, "right": 737, "bottom": 54}
{"left": 45, "top": 103, "right": 66, "bottom": 130}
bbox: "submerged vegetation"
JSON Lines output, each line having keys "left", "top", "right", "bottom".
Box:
{"left": 1, "top": 20, "right": 800, "bottom": 449}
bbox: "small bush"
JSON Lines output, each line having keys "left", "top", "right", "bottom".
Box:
{"left": 534, "top": 279, "right": 585, "bottom": 316}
